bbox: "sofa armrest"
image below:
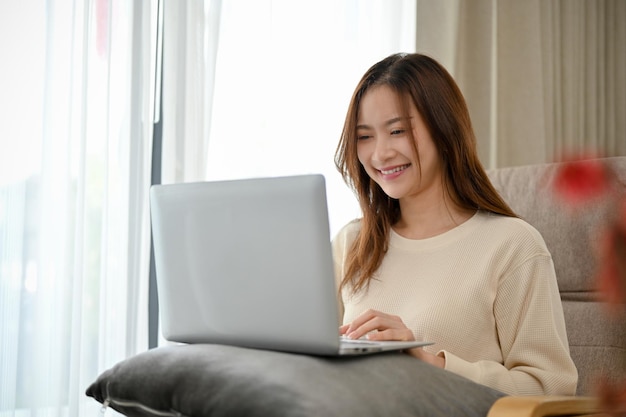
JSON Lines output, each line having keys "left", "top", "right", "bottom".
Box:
{"left": 487, "top": 396, "right": 606, "bottom": 417}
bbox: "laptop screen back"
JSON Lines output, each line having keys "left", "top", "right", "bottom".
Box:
{"left": 149, "top": 174, "right": 342, "bottom": 354}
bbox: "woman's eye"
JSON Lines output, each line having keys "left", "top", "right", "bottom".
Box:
{"left": 357, "top": 134, "right": 371, "bottom": 140}
{"left": 391, "top": 129, "right": 405, "bottom": 135}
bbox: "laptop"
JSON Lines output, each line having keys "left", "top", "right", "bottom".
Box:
{"left": 149, "top": 174, "right": 432, "bottom": 356}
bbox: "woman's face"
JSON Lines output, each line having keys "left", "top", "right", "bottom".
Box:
{"left": 355, "top": 85, "right": 443, "bottom": 202}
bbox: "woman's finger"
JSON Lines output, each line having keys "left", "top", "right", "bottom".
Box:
{"left": 365, "top": 327, "right": 415, "bottom": 342}
{"left": 345, "top": 309, "right": 402, "bottom": 331}
{"left": 344, "top": 310, "right": 411, "bottom": 340}
{"left": 344, "top": 310, "right": 390, "bottom": 337}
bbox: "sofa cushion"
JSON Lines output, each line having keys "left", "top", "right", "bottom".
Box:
{"left": 487, "top": 157, "right": 626, "bottom": 293}
{"left": 563, "top": 300, "right": 626, "bottom": 395}
{"left": 86, "top": 344, "right": 505, "bottom": 417}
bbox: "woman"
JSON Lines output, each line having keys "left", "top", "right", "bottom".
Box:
{"left": 332, "top": 53, "right": 577, "bottom": 396}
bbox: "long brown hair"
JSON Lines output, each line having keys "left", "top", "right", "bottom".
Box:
{"left": 335, "top": 53, "right": 516, "bottom": 294}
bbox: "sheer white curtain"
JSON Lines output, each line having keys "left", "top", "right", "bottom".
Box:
{"left": 162, "top": 0, "right": 417, "bottom": 237}
{"left": 0, "top": 1, "right": 157, "bottom": 415}
{"left": 161, "top": 0, "right": 222, "bottom": 185}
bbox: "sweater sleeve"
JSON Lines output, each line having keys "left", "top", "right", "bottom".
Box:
{"left": 439, "top": 254, "right": 578, "bottom": 396}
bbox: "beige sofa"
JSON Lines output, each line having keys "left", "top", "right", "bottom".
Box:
{"left": 487, "top": 156, "right": 626, "bottom": 416}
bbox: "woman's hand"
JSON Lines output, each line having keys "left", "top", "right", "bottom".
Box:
{"left": 340, "top": 309, "right": 445, "bottom": 368}
{"left": 339, "top": 308, "right": 413, "bottom": 341}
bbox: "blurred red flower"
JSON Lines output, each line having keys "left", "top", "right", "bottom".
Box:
{"left": 552, "top": 157, "right": 612, "bottom": 206}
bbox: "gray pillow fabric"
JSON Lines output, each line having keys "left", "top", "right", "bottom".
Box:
{"left": 86, "top": 344, "right": 505, "bottom": 417}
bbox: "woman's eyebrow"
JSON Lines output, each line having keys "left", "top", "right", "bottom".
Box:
{"left": 356, "top": 116, "right": 411, "bottom": 130}
{"left": 386, "top": 116, "right": 410, "bottom": 126}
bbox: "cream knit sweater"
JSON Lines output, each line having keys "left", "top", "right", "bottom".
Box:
{"left": 332, "top": 211, "right": 578, "bottom": 396}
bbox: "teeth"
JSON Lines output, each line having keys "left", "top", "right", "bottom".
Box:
{"left": 381, "top": 165, "right": 409, "bottom": 175}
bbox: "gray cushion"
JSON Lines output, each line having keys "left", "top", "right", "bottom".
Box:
{"left": 563, "top": 301, "right": 626, "bottom": 395}
{"left": 86, "top": 344, "right": 505, "bottom": 417}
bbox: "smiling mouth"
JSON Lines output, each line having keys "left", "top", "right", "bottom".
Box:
{"left": 379, "top": 164, "right": 411, "bottom": 175}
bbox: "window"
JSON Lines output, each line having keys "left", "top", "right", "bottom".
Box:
{"left": 207, "top": 0, "right": 416, "bottom": 236}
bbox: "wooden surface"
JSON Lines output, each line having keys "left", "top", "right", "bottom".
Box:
{"left": 486, "top": 396, "right": 606, "bottom": 417}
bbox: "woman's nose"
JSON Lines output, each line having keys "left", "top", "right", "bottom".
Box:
{"left": 372, "top": 137, "right": 394, "bottom": 161}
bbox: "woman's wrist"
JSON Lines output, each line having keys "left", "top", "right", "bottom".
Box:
{"left": 407, "top": 348, "right": 446, "bottom": 368}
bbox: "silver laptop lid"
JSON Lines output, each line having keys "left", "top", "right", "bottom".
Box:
{"left": 150, "top": 174, "right": 342, "bottom": 355}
